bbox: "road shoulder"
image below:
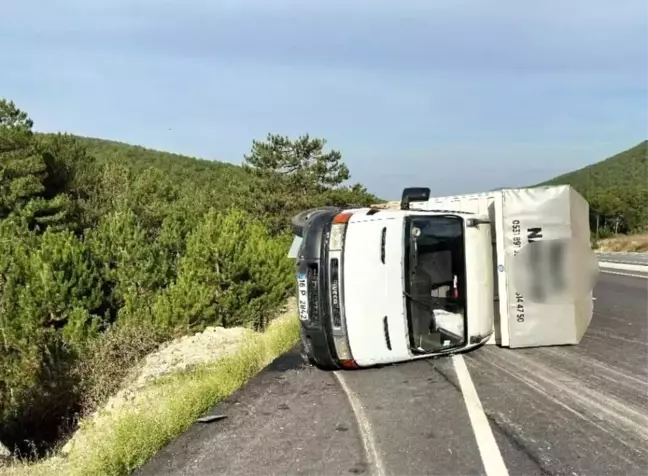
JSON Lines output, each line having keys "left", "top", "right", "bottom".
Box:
{"left": 135, "top": 347, "right": 367, "bottom": 476}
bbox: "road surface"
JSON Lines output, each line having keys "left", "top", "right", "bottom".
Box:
{"left": 137, "top": 272, "right": 648, "bottom": 476}
{"left": 597, "top": 251, "right": 648, "bottom": 267}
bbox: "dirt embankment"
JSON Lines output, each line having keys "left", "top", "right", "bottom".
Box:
{"left": 59, "top": 325, "right": 253, "bottom": 455}
{"left": 56, "top": 298, "right": 295, "bottom": 457}
{"left": 0, "top": 298, "right": 297, "bottom": 467}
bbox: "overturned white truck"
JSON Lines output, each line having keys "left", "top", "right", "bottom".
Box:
{"left": 288, "top": 185, "right": 599, "bottom": 370}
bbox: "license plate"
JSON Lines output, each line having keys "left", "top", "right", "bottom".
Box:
{"left": 297, "top": 272, "right": 309, "bottom": 321}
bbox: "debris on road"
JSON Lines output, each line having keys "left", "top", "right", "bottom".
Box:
{"left": 196, "top": 414, "right": 228, "bottom": 423}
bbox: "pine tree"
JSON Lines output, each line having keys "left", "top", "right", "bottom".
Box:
{"left": 0, "top": 99, "right": 71, "bottom": 230}
{"left": 0, "top": 100, "right": 45, "bottom": 217}
{"left": 243, "top": 133, "right": 351, "bottom": 192}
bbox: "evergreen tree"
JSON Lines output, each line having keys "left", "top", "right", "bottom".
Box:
{"left": 0, "top": 100, "right": 71, "bottom": 231}
{"left": 0, "top": 100, "right": 45, "bottom": 218}
{"left": 243, "top": 133, "right": 350, "bottom": 192}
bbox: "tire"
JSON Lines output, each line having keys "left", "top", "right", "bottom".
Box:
{"left": 291, "top": 206, "right": 341, "bottom": 237}
{"left": 299, "top": 334, "right": 317, "bottom": 367}
{"left": 300, "top": 346, "right": 315, "bottom": 366}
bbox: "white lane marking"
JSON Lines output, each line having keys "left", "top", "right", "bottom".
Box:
{"left": 600, "top": 269, "right": 648, "bottom": 279}
{"left": 333, "top": 371, "right": 386, "bottom": 476}
{"left": 602, "top": 260, "right": 648, "bottom": 265}
{"left": 598, "top": 261, "right": 648, "bottom": 272}
{"left": 453, "top": 354, "right": 509, "bottom": 476}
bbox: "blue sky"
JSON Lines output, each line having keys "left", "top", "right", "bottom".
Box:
{"left": 2, "top": 0, "right": 646, "bottom": 198}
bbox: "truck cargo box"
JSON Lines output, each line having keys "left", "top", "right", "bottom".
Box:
{"left": 406, "top": 185, "right": 595, "bottom": 348}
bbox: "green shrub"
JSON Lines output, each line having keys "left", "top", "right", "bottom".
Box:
{"left": 153, "top": 209, "right": 293, "bottom": 333}
{"left": 0, "top": 223, "right": 107, "bottom": 453}
{"left": 0, "top": 97, "right": 373, "bottom": 457}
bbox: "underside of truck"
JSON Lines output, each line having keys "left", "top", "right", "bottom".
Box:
{"left": 404, "top": 214, "right": 468, "bottom": 354}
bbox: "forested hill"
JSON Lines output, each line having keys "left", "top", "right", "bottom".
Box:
{"left": 535, "top": 140, "right": 647, "bottom": 235}
{"left": 538, "top": 140, "right": 647, "bottom": 192}
{"left": 30, "top": 131, "right": 378, "bottom": 233}
{"left": 35, "top": 133, "right": 249, "bottom": 183}
{"left": 1, "top": 98, "right": 376, "bottom": 456}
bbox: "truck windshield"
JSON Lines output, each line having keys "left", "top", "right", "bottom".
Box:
{"left": 404, "top": 215, "right": 467, "bottom": 353}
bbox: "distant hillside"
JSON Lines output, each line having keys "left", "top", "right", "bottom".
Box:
{"left": 537, "top": 140, "right": 647, "bottom": 235}
{"left": 537, "top": 140, "right": 647, "bottom": 193}
{"left": 36, "top": 133, "right": 251, "bottom": 186}
{"left": 33, "top": 132, "right": 377, "bottom": 234}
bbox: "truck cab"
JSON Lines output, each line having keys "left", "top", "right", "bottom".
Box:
{"left": 290, "top": 188, "right": 495, "bottom": 370}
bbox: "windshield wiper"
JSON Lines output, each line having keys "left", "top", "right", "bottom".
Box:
{"left": 404, "top": 291, "right": 463, "bottom": 314}
{"left": 403, "top": 291, "right": 436, "bottom": 311}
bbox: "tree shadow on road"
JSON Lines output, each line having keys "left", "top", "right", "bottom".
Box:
{"left": 264, "top": 344, "right": 305, "bottom": 374}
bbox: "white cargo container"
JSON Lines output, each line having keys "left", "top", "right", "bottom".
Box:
{"left": 408, "top": 185, "right": 595, "bottom": 348}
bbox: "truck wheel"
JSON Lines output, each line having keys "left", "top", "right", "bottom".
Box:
{"left": 291, "top": 206, "right": 340, "bottom": 237}
{"left": 300, "top": 332, "right": 315, "bottom": 367}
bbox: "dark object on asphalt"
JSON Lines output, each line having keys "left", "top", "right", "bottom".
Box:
{"left": 196, "top": 414, "right": 227, "bottom": 423}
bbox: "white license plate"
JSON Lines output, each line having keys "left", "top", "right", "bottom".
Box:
{"left": 297, "top": 272, "right": 309, "bottom": 321}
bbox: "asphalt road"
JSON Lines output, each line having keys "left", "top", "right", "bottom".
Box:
{"left": 137, "top": 272, "right": 648, "bottom": 476}
{"left": 597, "top": 251, "right": 648, "bottom": 266}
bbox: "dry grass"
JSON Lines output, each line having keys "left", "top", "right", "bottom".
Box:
{"left": 0, "top": 307, "right": 300, "bottom": 476}
{"left": 595, "top": 234, "right": 648, "bottom": 252}
{"left": 76, "top": 323, "right": 168, "bottom": 416}
{"left": 371, "top": 201, "right": 399, "bottom": 210}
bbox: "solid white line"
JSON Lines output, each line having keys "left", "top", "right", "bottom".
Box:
{"left": 598, "top": 261, "right": 648, "bottom": 272}
{"left": 333, "top": 371, "right": 386, "bottom": 476}
{"left": 453, "top": 354, "right": 509, "bottom": 476}
{"left": 600, "top": 269, "right": 648, "bottom": 279}
{"left": 602, "top": 260, "right": 648, "bottom": 265}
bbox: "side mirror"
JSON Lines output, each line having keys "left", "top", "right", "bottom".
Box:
{"left": 401, "top": 187, "right": 431, "bottom": 210}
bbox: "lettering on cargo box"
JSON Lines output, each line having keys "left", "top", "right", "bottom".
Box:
{"left": 526, "top": 227, "right": 545, "bottom": 303}
{"left": 527, "top": 227, "right": 542, "bottom": 243}
{"left": 510, "top": 223, "right": 545, "bottom": 323}
{"left": 511, "top": 220, "right": 525, "bottom": 322}
{"left": 511, "top": 220, "right": 522, "bottom": 255}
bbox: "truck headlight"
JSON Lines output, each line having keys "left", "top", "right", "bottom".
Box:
{"left": 329, "top": 223, "right": 346, "bottom": 251}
